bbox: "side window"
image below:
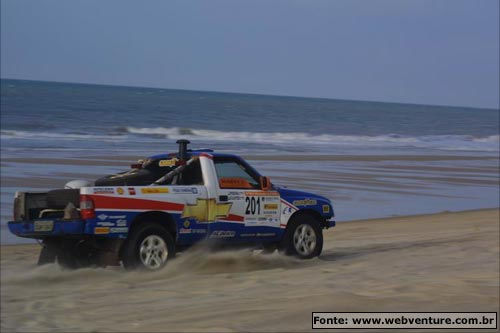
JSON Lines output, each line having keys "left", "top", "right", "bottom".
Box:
{"left": 178, "top": 160, "right": 204, "bottom": 185}
{"left": 214, "top": 159, "right": 260, "bottom": 189}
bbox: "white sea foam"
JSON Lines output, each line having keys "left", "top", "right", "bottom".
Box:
{"left": 124, "top": 126, "right": 499, "bottom": 152}
{"left": 0, "top": 130, "right": 127, "bottom": 141}
{"left": 2, "top": 127, "right": 498, "bottom": 152}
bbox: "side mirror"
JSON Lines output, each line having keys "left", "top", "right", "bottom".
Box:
{"left": 260, "top": 176, "right": 272, "bottom": 191}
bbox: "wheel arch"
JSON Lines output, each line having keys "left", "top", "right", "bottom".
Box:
{"left": 291, "top": 208, "right": 323, "bottom": 222}
{"left": 287, "top": 208, "right": 324, "bottom": 230}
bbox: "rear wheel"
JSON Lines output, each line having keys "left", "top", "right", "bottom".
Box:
{"left": 280, "top": 214, "right": 323, "bottom": 259}
{"left": 57, "top": 240, "right": 94, "bottom": 269}
{"left": 37, "top": 240, "right": 82, "bottom": 268}
{"left": 121, "top": 223, "right": 175, "bottom": 270}
{"left": 39, "top": 239, "right": 105, "bottom": 269}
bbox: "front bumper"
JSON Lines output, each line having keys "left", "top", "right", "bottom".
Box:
{"left": 8, "top": 219, "right": 85, "bottom": 239}
{"left": 326, "top": 219, "right": 336, "bottom": 228}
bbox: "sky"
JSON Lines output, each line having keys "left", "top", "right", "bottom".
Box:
{"left": 1, "top": 0, "right": 499, "bottom": 109}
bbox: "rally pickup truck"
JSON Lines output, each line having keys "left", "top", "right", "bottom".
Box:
{"left": 8, "top": 140, "right": 335, "bottom": 270}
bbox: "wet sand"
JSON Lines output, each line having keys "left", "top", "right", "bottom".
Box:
{"left": 1, "top": 208, "right": 498, "bottom": 332}
{"left": 2, "top": 153, "right": 498, "bottom": 166}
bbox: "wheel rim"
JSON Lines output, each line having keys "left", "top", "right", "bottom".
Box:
{"left": 293, "top": 224, "right": 317, "bottom": 256}
{"left": 139, "top": 235, "right": 168, "bottom": 269}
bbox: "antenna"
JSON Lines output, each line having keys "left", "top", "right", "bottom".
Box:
{"left": 176, "top": 139, "right": 190, "bottom": 160}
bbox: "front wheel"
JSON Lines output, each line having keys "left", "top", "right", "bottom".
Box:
{"left": 121, "top": 223, "right": 175, "bottom": 270}
{"left": 280, "top": 214, "right": 323, "bottom": 259}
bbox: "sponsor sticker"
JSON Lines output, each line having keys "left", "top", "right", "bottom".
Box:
{"left": 172, "top": 187, "right": 199, "bottom": 194}
{"left": 141, "top": 187, "right": 169, "bottom": 194}
{"left": 116, "top": 219, "right": 127, "bottom": 226}
{"left": 94, "top": 227, "right": 110, "bottom": 234}
{"left": 128, "top": 187, "right": 136, "bottom": 195}
{"left": 263, "top": 196, "right": 279, "bottom": 201}
{"left": 116, "top": 187, "right": 125, "bottom": 195}
{"left": 97, "top": 214, "right": 108, "bottom": 221}
{"left": 93, "top": 187, "right": 114, "bottom": 194}
{"left": 256, "top": 232, "right": 275, "bottom": 237}
{"left": 182, "top": 198, "right": 232, "bottom": 222}
{"left": 264, "top": 203, "right": 278, "bottom": 210}
{"left": 209, "top": 230, "right": 235, "bottom": 239}
{"left": 245, "top": 217, "right": 278, "bottom": 227}
{"left": 245, "top": 191, "right": 279, "bottom": 196}
{"left": 109, "top": 227, "right": 128, "bottom": 233}
{"left": 293, "top": 199, "right": 317, "bottom": 206}
{"left": 179, "top": 228, "right": 206, "bottom": 234}
{"left": 323, "top": 204, "right": 330, "bottom": 213}
{"left": 245, "top": 221, "right": 268, "bottom": 226}
{"left": 159, "top": 158, "right": 178, "bottom": 167}
{"left": 97, "top": 222, "right": 115, "bottom": 227}
{"left": 228, "top": 195, "right": 245, "bottom": 201}
{"left": 183, "top": 220, "right": 190, "bottom": 228}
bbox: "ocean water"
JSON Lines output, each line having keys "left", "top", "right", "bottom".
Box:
{"left": 1, "top": 79, "right": 498, "bottom": 157}
{"left": 1, "top": 79, "right": 499, "bottom": 244}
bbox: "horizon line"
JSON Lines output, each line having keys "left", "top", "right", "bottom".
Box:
{"left": 1, "top": 77, "right": 498, "bottom": 111}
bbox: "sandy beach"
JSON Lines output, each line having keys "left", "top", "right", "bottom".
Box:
{"left": 1, "top": 153, "right": 498, "bottom": 330}
{"left": 1, "top": 208, "right": 498, "bottom": 332}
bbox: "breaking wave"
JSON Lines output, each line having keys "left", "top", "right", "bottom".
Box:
{"left": 0, "top": 130, "right": 127, "bottom": 141}
{"left": 124, "top": 126, "right": 499, "bottom": 151}
{"left": 2, "top": 127, "right": 498, "bottom": 152}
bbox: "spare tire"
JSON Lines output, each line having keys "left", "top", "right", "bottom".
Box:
{"left": 47, "top": 189, "right": 80, "bottom": 209}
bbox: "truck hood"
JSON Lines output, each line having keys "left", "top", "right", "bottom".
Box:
{"left": 275, "top": 187, "right": 331, "bottom": 204}
{"left": 275, "top": 186, "right": 334, "bottom": 218}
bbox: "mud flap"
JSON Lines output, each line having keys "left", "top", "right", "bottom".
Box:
{"left": 37, "top": 240, "right": 59, "bottom": 265}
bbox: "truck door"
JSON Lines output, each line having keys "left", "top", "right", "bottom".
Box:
{"left": 166, "top": 159, "right": 209, "bottom": 244}
{"left": 211, "top": 157, "right": 281, "bottom": 241}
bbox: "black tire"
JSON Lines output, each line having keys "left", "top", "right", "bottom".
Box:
{"left": 38, "top": 239, "right": 79, "bottom": 268}
{"left": 279, "top": 214, "right": 323, "bottom": 259}
{"left": 57, "top": 250, "right": 79, "bottom": 269}
{"left": 38, "top": 239, "right": 102, "bottom": 269}
{"left": 47, "top": 189, "right": 80, "bottom": 209}
{"left": 121, "top": 223, "right": 175, "bottom": 270}
{"left": 55, "top": 240, "right": 85, "bottom": 269}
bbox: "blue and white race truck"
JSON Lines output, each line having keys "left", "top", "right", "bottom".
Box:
{"left": 8, "top": 140, "right": 335, "bottom": 270}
